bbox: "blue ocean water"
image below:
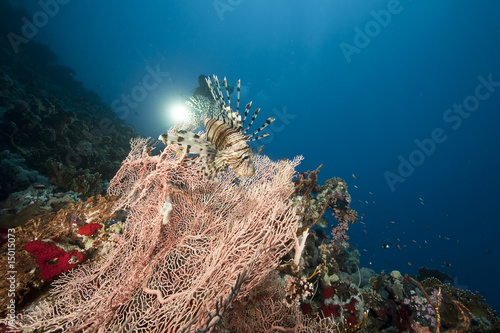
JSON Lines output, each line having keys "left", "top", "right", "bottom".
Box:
{"left": 15, "top": 0, "right": 500, "bottom": 311}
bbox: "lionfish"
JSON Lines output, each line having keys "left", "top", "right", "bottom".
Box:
{"left": 158, "top": 75, "right": 275, "bottom": 178}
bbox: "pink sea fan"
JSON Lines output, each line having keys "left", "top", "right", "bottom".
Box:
{"left": 18, "top": 137, "right": 302, "bottom": 332}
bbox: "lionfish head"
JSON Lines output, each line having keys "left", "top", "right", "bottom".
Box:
{"left": 234, "top": 154, "right": 255, "bottom": 178}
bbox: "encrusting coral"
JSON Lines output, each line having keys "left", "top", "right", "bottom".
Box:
{"left": 0, "top": 195, "right": 121, "bottom": 317}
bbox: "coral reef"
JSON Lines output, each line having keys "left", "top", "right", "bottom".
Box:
{"left": 0, "top": 14, "right": 498, "bottom": 327}
{"left": 14, "top": 138, "right": 302, "bottom": 332}
{"left": 0, "top": 150, "right": 48, "bottom": 200}
{"left": 2, "top": 138, "right": 498, "bottom": 332}
{"left": 0, "top": 185, "right": 80, "bottom": 229}
{"left": 0, "top": 3, "right": 138, "bottom": 202}
{"left": 46, "top": 159, "right": 103, "bottom": 200}
{"left": 0, "top": 195, "right": 122, "bottom": 317}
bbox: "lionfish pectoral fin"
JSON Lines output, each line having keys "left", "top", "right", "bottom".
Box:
{"left": 195, "top": 155, "right": 220, "bottom": 179}
{"left": 158, "top": 134, "right": 168, "bottom": 145}
{"left": 158, "top": 132, "right": 215, "bottom": 156}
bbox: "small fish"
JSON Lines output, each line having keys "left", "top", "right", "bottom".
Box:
{"left": 369, "top": 261, "right": 373, "bottom": 265}
{"left": 406, "top": 261, "right": 412, "bottom": 266}
{"left": 354, "top": 185, "right": 358, "bottom": 188}
{"left": 352, "top": 174, "right": 357, "bottom": 179}
{"left": 382, "top": 244, "right": 390, "bottom": 249}
{"left": 390, "top": 221, "right": 396, "bottom": 224}
{"left": 397, "top": 245, "right": 402, "bottom": 251}
{"left": 369, "top": 191, "right": 372, "bottom": 195}
{"left": 40, "top": 292, "right": 52, "bottom": 300}
{"left": 33, "top": 184, "right": 45, "bottom": 189}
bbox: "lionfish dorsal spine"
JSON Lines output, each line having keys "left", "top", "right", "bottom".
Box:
{"left": 223, "top": 77, "right": 231, "bottom": 109}
{"left": 206, "top": 75, "right": 227, "bottom": 123}
{"left": 241, "top": 101, "right": 252, "bottom": 130}
{"left": 247, "top": 132, "right": 269, "bottom": 142}
{"left": 245, "top": 117, "right": 275, "bottom": 141}
{"left": 225, "top": 106, "right": 241, "bottom": 131}
{"left": 213, "top": 76, "right": 225, "bottom": 109}
{"left": 236, "top": 79, "right": 241, "bottom": 115}
{"left": 205, "top": 76, "right": 217, "bottom": 103}
{"left": 242, "top": 107, "right": 262, "bottom": 135}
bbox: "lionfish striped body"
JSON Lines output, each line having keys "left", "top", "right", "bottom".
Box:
{"left": 159, "top": 75, "right": 275, "bottom": 178}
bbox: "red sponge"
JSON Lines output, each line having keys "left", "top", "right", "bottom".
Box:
{"left": 322, "top": 285, "right": 335, "bottom": 299}
{"left": 25, "top": 240, "right": 84, "bottom": 280}
{"left": 77, "top": 223, "right": 102, "bottom": 236}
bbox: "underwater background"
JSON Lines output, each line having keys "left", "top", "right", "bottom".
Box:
{"left": 1, "top": 0, "right": 499, "bottom": 329}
